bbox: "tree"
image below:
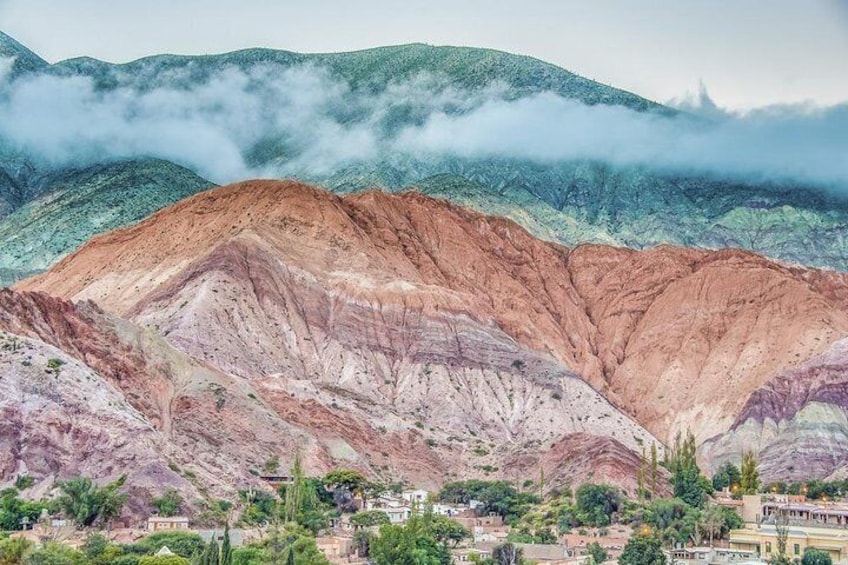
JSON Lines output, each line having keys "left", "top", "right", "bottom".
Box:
{"left": 322, "top": 469, "right": 368, "bottom": 507}
{"left": 699, "top": 504, "right": 724, "bottom": 546}
{"left": 352, "top": 531, "right": 373, "bottom": 558}
{"left": 238, "top": 489, "right": 277, "bottom": 526}
{"left": 587, "top": 542, "right": 609, "bottom": 563}
{"left": 25, "top": 541, "right": 86, "bottom": 565}
{"left": 261, "top": 524, "right": 331, "bottom": 565}
{"left": 575, "top": 484, "right": 621, "bottom": 527}
{"left": 82, "top": 533, "right": 109, "bottom": 561}
{"left": 642, "top": 498, "right": 700, "bottom": 547}
{"left": 650, "top": 443, "right": 658, "bottom": 498}
{"left": 55, "top": 475, "right": 127, "bottom": 527}
{"left": 152, "top": 488, "right": 183, "bottom": 518}
{"left": 739, "top": 451, "right": 760, "bottom": 495}
{"left": 619, "top": 534, "right": 666, "bottom": 565}
{"left": 492, "top": 542, "right": 523, "bottom": 565}
{"left": 284, "top": 454, "right": 307, "bottom": 523}
{"left": 667, "top": 430, "right": 710, "bottom": 508}
{"left": 711, "top": 462, "right": 742, "bottom": 492}
{"left": 0, "top": 488, "right": 46, "bottom": 531}
{"left": 200, "top": 535, "right": 220, "bottom": 565}
{"left": 430, "top": 515, "right": 469, "bottom": 547}
{"left": 220, "top": 523, "right": 232, "bottom": 565}
{"left": 369, "top": 513, "right": 451, "bottom": 565}
{"left": 802, "top": 549, "right": 833, "bottom": 565}
{"left": 772, "top": 508, "right": 791, "bottom": 565}
{"left": 437, "top": 480, "right": 538, "bottom": 521}
{"left": 350, "top": 510, "right": 390, "bottom": 529}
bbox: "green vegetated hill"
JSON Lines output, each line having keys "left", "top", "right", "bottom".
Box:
{"left": 308, "top": 159, "right": 848, "bottom": 271}
{"left": 0, "top": 159, "right": 213, "bottom": 285}
{"left": 1, "top": 30, "right": 847, "bottom": 277}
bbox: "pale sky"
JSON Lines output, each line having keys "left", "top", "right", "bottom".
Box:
{"left": 1, "top": 0, "right": 847, "bottom": 110}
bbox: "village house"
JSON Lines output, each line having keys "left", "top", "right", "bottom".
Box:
{"left": 728, "top": 495, "right": 848, "bottom": 563}
{"left": 146, "top": 516, "right": 189, "bottom": 532}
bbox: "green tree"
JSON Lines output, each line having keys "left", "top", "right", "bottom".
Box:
{"left": 587, "top": 542, "right": 609, "bottom": 563}
{"left": 322, "top": 469, "right": 369, "bottom": 506}
{"left": 739, "top": 451, "right": 760, "bottom": 495}
{"left": 650, "top": 443, "right": 659, "bottom": 498}
{"left": 238, "top": 489, "right": 277, "bottom": 526}
{"left": 575, "top": 484, "right": 621, "bottom": 527}
{"left": 282, "top": 455, "right": 329, "bottom": 534}
{"left": 352, "top": 531, "right": 373, "bottom": 558}
{"left": 0, "top": 488, "right": 46, "bottom": 531}
{"left": 350, "top": 510, "right": 390, "bottom": 528}
{"left": 220, "top": 523, "right": 232, "bottom": 565}
{"left": 370, "top": 512, "right": 451, "bottom": 565}
{"left": 283, "top": 454, "right": 307, "bottom": 523}
{"left": 201, "top": 535, "right": 220, "bottom": 565}
{"left": 261, "top": 524, "right": 331, "bottom": 565}
{"left": 25, "top": 541, "right": 86, "bottom": 565}
{"left": 492, "top": 542, "right": 523, "bottom": 565}
{"left": 152, "top": 488, "right": 183, "bottom": 518}
{"left": 667, "top": 430, "right": 710, "bottom": 508}
{"left": 699, "top": 504, "right": 724, "bottom": 546}
{"left": 711, "top": 462, "right": 742, "bottom": 492}
{"left": 55, "top": 475, "right": 127, "bottom": 527}
{"left": 437, "top": 480, "right": 537, "bottom": 521}
{"left": 430, "top": 515, "right": 469, "bottom": 547}
{"left": 82, "top": 533, "right": 112, "bottom": 563}
{"left": 802, "top": 548, "right": 833, "bottom": 565}
{"left": 619, "top": 534, "right": 666, "bottom": 565}
{"left": 642, "top": 498, "right": 700, "bottom": 547}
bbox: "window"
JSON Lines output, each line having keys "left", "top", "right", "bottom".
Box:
{"left": 765, "top": 543, "right": 772, "bottom": 554}
{"left": 794, "top": 544, "right": 800, "bottom": 556}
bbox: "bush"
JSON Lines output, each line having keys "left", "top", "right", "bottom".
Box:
{"left": 587, "top": 541, "right": 609, "bottom": 563}
{"left": 25, "top": 541, "right": 86, "bottom": 565}
{"left": 802, "top": 548, "right": 833, "bottom": 565}
{"left": 132, "top": 531, "right": 205, "bottom": 559}
{"left": 151, "top": 488, "right": 183, "bottom": 517}
{"left": 13, "top": 475, "right": 35, "bottom": 491}
{"left": 138, "top": 556, "right": 190, "bottom": 565}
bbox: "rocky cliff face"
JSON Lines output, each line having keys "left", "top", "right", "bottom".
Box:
{"left": 18, "top": 180, "right": 848, "bottom": 485}
{"left": 701, "top": 338, "right": 848, "bottom": 482}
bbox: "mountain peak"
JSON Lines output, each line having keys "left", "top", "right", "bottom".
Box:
{"left": 0, "top": 30, "right": 49, "bottom": 76}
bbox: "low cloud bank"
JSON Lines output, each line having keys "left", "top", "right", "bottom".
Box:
{"left": 0, "top": 56, "right": 844, "bottom": 191}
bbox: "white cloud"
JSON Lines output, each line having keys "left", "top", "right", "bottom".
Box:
{"left": 0, "top": 59, "right": 845, "bottom": 191}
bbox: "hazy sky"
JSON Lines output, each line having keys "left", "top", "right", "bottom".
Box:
{"left": 1, "top": 0, "right": 847, "bottom": 110}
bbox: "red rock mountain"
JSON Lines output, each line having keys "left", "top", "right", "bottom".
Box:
{"left": 14, "top": 180, "right": 848, "bottom": 493}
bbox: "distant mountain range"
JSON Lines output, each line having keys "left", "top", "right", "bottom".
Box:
{"left": 1, "top": 30, "right": 847, "bottom": 281}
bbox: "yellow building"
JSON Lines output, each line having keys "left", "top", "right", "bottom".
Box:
{"left": 147, "top": 516, "right": 190, "bottom": 532}
{"left": 729, "top": 524, "right": 848, "bottom": 563}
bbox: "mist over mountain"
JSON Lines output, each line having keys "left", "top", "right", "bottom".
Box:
{"left": 1, "top": 30, "right": 848, "bottom": 277}
{"left": 0, "top": 34, "right": 845, "bottom": 190}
